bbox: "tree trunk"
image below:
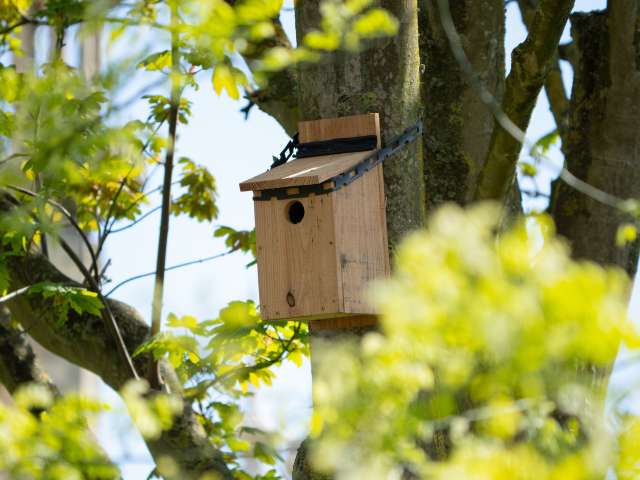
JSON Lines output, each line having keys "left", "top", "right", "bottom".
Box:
{"left": 549, "top": 4, "right": 640, "bottom": 276}
{"left": 421, "top": 0, "right": 505, "bottom": 208}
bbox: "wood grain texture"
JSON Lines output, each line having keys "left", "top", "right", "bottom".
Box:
{"left": 298, "top": 113, "right": 380, "bottom": 145}
{"left": 254, "top": 194, "right": 343, "bottom": 320}
{"left": 239, "top": 150, "right": 375, "bottom": 191}
{"left": 335, "top": 163, "right": 390, "bottom": 314}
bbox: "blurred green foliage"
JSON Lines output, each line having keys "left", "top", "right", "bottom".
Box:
{"left": 310, "top": 204, "right": 640, "bottom": 479}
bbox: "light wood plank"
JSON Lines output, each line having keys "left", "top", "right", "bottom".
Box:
{"left": 255, "top": 194, "right": 344, "bottom": 321}
{"left": 334, "top": 163, "right": 390, "bottom": 315}
{"left": 239, "top": 150, "right": 375, "bottom": 192}
{"left": 309, "top": 315, "right": 378, "bottom": 331}
{"left": 299, "top": 113, "right": 380, "bottom": 146}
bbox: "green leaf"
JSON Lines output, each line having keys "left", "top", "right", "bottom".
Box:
{"left": 171, "top": 158, "right": 219, "bottom": 222}
{"left": 617, "top": 223, "right": 638, "bottom": 247}
{"left": 27, "top": 282, "right": 103, "bottom": 327}
{"left": 351, "top": 8, "right": 398, "bottom": 37}
{"left": 137, "top": 51, "right": 171, "bottom": 71}
{"left": 530, "top": 129, "right": 559, "bottom": 156}
{"left": 212, "top": 64, "right": 245, "bottom": 100}
{"left": 288, "top": 348, "right": 304, "bottom": 367}
{"left": 519, "top": 161, "right": 537, "bottom": 177}
{"left": 214, "top": 226, "right": 256, "bottom": 260}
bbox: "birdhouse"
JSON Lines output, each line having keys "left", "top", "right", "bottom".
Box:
{"left": 240, "top": 113, "right": 419, "bottom": 330}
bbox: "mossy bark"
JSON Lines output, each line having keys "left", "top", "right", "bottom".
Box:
{"left": 549, "top": 5, "right": 640, "bottom": 276}
{"left": 292, "top": 1, "right": 423, "bottom": 477}
{"left": 421, "top": 0, "right": 505, "bottom": 209}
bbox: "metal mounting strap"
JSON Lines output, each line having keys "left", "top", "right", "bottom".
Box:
{"left": 255, "top": 120, "right": 423, "bottom": 201}
{"left": 296, "top": 135, "right": 378, "bottom": 158}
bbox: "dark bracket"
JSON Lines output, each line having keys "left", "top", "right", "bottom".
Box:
{"left": 255, "top": 120, "right": 423, "bottom": 201}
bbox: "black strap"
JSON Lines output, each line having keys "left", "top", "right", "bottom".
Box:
{"left": 270, "top": 133, "right": 299, "bottom": 169}
{"left": 256, "top": 120, "right": 423, "bottom": 201}
{"left": 296, "top": 135, "right": 378, "bottom": 158}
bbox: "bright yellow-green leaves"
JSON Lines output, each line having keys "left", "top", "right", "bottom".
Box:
{"left": 303, "top": 0, "right": 398, "bottom": 52}
{"left": 617, "top": 223, "right": 638, "bottom": 246}
{"left": 0, "top": 381, "right": 183, "bottom": 478}
{"left": 311, "top": 203, "right": 638, "bottom": 479}
{"left": 212, "top": 64, "right": 247, "bottom": 100}
{"left": 0, "top": 384, "right": 119, "bottom": 480}
{"left": 26, "top": 282, "right": 103, "bottom": 327}
{"left": 171, "top": 157, "right": 219, "bottom": 222}
{"left": 133, "top": 300, "right": 307, "bottom": 477}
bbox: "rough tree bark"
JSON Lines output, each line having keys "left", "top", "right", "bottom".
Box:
{"left": 421, "top": 0, "right": 505, "bottom": 208}
{"left": 0, "top": 307, "right": 58, "bottom": 398}
{"left": 549, "top": 3, "right": 640, "bottom": 276}
{"left": 292, "top": 0, "right": 423, "bottom": 476}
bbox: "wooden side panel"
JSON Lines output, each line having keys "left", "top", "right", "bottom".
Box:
{"left": 239, "top": 150, "right": 375, "bottom": 191}
{"left": 334, "top": 164, "right": 390, "bottom": 315}
{"left": 254, "top": 194, "right": 343, "bottom": 321}
{"left": 299, "top": 113, "right": 381, "bottom": 147}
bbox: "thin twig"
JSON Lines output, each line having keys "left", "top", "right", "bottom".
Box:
{"left": 192, "top": 322, "right": 303, "bottom": 396}
{"left": 0, "top": 286, "right": 31, "bottom": 305}
{"left": 95, "top": 120, "right": 166, "bottom": 266}
{"left": 56, "top": 238, "right": 139, "bottom": 379}
{"left": 149, "top": 1, "right": 181, "bottom": 388}
{"left": 105, "top": 251, "right": 232, "bottom": 297}
{"left": 8, "top": 193, "right": 139, "bottom": 379}
{"left": 9, "top": 185, "right": 100, "bottom": 283}
{"left": 110, "top": 206, "right": 161, "bottom": 233}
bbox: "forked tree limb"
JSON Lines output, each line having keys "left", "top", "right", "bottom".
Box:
{"left": 549, "top": 4, "right": 640, "bottom": 276}
{"left": 474, "top": 0, "right": 575, "bottom": 201}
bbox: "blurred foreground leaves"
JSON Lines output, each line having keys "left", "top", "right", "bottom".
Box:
{"left": 310, "top": 203, "right": 640, "bottom": 480}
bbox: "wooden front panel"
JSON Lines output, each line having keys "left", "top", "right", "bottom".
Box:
{"left": 298, "top": 113, "right": 381, "bottom": 147}
{"left": 254, "top": 194, "right": 342, "bottom": 321}
{"left": 334, "top": 164, "right": 390, "bottom": 314}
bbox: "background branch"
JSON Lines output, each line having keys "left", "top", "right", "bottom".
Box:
{"left": 474, "top": 0, "right": 575, "bottom": 201}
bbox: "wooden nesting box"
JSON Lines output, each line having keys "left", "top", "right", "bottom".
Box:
{"left": 239, "top": 113, "right": 390, "bottom": 329}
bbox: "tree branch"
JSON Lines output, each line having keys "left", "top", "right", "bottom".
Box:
{"left": 474, "top": 0, "right": 575, "bottom": 201}
{"left": 549, "top": 6, "right": 640, "bottom": 275}
{"left": 516, "top": 0, "right": 571, "bottom": 140}
{"left": 0, "top": 194, "right": 233, "bottom": 480}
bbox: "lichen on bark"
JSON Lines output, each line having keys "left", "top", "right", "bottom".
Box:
{"left": 421, "top": 0, "right": 505, "bottom": 210}
{"left": 550, "top": 5, "right": 640, "bottom": 276}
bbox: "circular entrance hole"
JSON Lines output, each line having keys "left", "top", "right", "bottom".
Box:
{"left": 287, "top": 201, "right": 305, "bottom": 224}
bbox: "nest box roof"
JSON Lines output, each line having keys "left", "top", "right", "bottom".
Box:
{"left": 239, "top": 113, "right": 380, "bottom": 192}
